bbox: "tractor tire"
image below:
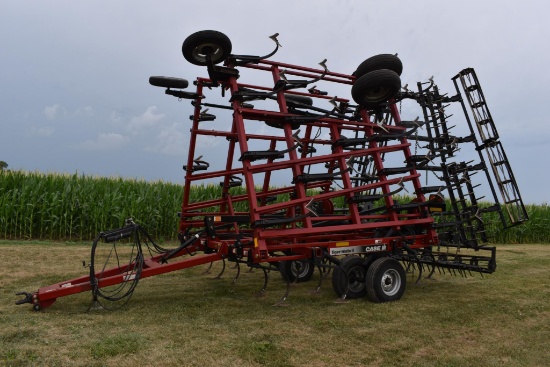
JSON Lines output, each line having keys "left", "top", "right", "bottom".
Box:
{"left": 331, "top": 255, "right": 368, "bottom": 299}
{"left": 365, "top": 257, "right": 406, "bottom": 302}
{"left": 354, "top": 54, "right": 403, "bottom": 77}
{"left": 182, "top": 30, "right": 232, "bottom": 66}
{"left": 279, "top": 260, "right": 315, "bottom": 283}
{"left": 351, "top": 69, "right": 401, "bottom": 107}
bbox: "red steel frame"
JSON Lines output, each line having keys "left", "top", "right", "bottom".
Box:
{"left": 27, "top": 58, "right": 441, "bottom": 310}
{"left": 178, "top": 59, "right": 438, "bottom": 258}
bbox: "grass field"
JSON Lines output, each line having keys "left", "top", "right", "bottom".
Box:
{"left": 1, "top": 241, "right": 549, "bottom": 367}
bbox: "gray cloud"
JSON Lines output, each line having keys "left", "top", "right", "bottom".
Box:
{"left": 126, "top": 106, "right": 165, "bottom": 134}
{"left": 26, "top": 126, "right": 55, "bottom": 137}
{"left": 43, "top": 104, "right": 67, "bottom": 120}
{"left": 75, "top": 133, "right": 129, "bottom": 151}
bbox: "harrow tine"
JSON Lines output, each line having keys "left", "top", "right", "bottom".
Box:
{"left": 311, "top": 266, "right": 324, "bottom": 294}
{"left": 232, "top": 262, "right": 241, "bottom": 284}
{"left": 273, "top": 279, "right": 291, "bottom": 307}
{"left": 415, "top": 258, "right": 423, "bottom": 284}
{"left": 256, "top": 268, "right": 269, "bottom": 297}
{"left": 333, "top": 271, "right": 350, "bottom": 304}
{"left": 427, "top": 255, "right": 437, "bottom": 279}
{"left": 321, "top": 258, "right": 332, "bottom": 278}
{"left": 427, "top": 264, "right": 436, "bottom": 279}
{"left": 411, "top": 261, "right": 418, "bottom": 274}
{"left": 201, "top": 262, "right": 213, "bottom": 275}
{"left": 215, "top": 259, "right": 226, "bottom": 279}
{"left": 405, "top": 260, "right": 414, "bottom": 273}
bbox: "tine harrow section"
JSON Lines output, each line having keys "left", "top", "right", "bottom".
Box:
{"left": 16, "top": 31, "right": 527, "bottom": 311}
{"left": 453, "top": 68, "right": 528, "bottom": 227}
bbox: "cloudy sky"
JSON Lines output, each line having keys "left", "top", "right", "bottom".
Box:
{"left": 1, "top": 0, "right": 548, "bottom": 204}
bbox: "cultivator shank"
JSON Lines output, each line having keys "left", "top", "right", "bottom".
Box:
{"left": 17, "top": 31, "right": 527, "bottom": 310}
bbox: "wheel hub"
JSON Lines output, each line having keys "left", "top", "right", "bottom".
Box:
{"left": 192, "top": 43, "right": 223, "bottom": 63}
{"left": 291, "top": 261, "right": 309, "bottom": 277}
{"left": 380, "top": 269, "right": 400, "bottom": 296}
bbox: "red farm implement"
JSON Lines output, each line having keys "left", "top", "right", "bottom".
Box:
{"left": 17, "top": 30, "right": 528, "bottom": 311}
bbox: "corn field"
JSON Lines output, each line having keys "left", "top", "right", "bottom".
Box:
{"left": 0, "top": 170, "right": 548, "bottom": 243}
{"left": 0, "top": 170, "right": 186, "bottom": 241}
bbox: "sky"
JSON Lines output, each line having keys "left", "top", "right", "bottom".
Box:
{"left": 1, "top": 0, "right": 549, "bottom": 204}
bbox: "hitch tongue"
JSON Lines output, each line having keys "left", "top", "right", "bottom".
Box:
{"left": 15, "top": 291, "right": 34, "bottom": 305}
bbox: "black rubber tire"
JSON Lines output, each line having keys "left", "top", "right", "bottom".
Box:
{"left": 351, "top": 69, "right": 401, "bottom": 107}
{"left": 149, "top": 76, "right": 189, "bottom": 89}
{"left": 354, "top": 54, "right": 403, "bottom": 77}
{"left": 279, "top": 260, "right": 315, "bottom": 283}
{"left": 182, "top": 30, "right": 232, "bottom": 66}
{"left": 365, "top": 257, "right": 406, "bottom": 303}
{"left": 331, "top": 255, "right": 368, "bottom": 299}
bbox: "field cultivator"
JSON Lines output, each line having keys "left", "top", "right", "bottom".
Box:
{"left": 17, "top": 30, "right": 527, "bottom": 311}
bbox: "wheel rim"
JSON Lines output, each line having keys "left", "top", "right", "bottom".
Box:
{"left": 191, "top": 42, "right": 226, "bottom": 64}
{"left": 348, "top": 265, "right": 366, "bottom": 292}
{"left": 364, "top": 86, "right": 391, "bottom": 102}
{"left": 380, "top": 269, "right": 401, "bottom": 296}
{"left": 291, "top": 260, "right": 310, "bottom": 278}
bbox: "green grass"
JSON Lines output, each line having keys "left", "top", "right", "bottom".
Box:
{"left": 1, "top": 242, "right": 549, "bottom": 366}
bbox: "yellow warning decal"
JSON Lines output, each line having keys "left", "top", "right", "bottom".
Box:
{"left": 336, "top": 241, "right": 349, "bottom": 247}
{"left": 254, "top": 238, "right": 259, "bottom": 248}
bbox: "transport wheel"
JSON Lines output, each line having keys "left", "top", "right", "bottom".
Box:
{"left": 365, "top": 257, "right": 406, "bottom": 302}
{"left": 354, "top": 54, "right": 403, "bottom": 78}
{"left": 182, "top": 30, "right": 232, "bottom": 66}
{"left": 149, "top": 76, "right": 189, "bottom": 89}
{"left": 331, "top": 255, "right": 368, "bottom": 299}
{"left": 279, "top": 260, "right": 315, "bottom": 283}
{"left": 351, "top": 69, "right": 401, "bottom": 107}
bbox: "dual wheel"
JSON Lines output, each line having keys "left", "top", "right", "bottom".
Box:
{"left": 279, "top": 255, "right": 406, "bottom": 302}
{"left": 332, "top": 255, "right": 406, "bottom": 302}
{"left": 181, "top": 30, "right": 402, "bottom": 109}
{"left": 351, "top": 54, "right": 402, "bottom": 108}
